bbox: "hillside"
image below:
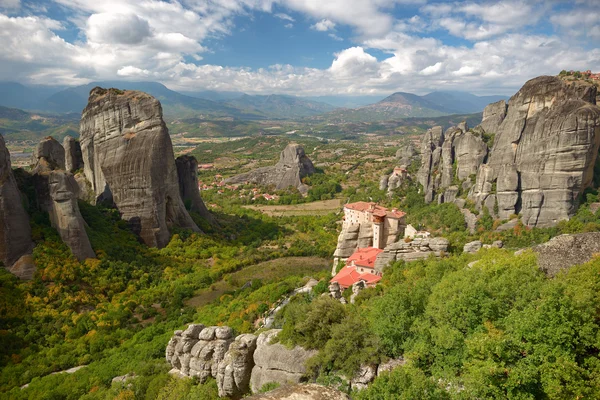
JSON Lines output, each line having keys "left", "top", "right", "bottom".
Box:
{"left": 225, "top": 94, "right": 337, "bottom": 119}
{"left": 0, "top": 105, "right": 78, "bottom": 142}
{"left": 422, "top": 91, "right": 509, "bottom": 114}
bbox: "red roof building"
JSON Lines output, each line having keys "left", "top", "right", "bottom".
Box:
{"left": 330, "top": 247, "right": 383, "bottom": 289}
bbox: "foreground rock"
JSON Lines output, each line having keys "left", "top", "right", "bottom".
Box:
{"left": 532, "top": 232, "right": 600, "bottom": 277}
{"left": 217, "top": 334, "right": 258, "bottom": 399}
{"left": 469, "top": 76, "right": 600, "bottom": 227}
{"left": 225, "top": 144, "right": 315, "bottom": 194}
{"left": 32, "top": 136, "right": 66, "bottom": 173}
{"left": 245, "top": 383, "right": 349, "bottom": 399}
{"left": 250, "top": 330, "right": 317, "bottom": 393}
{"left": 32, "top": 137, "right": 95, "bottom": 261}
{"left": 175, "top": 155, "right": 215, "bottom": 224}
{"left": 80, "top": 87, "right": 199, "bottom": 247}
{"left": 375, "top": 237, "right": 449, "bottom": 271}
{"left": 0, "top": 135, "right": 34, "bottom": 278}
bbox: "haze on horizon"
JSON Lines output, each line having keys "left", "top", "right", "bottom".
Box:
{"left": 0, "top": 0, "right": 599, "bottom": 97}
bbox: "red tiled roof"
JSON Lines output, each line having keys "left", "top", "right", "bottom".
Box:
{"left": 330, "top": 266, "right": 382, "bottom": 289}
{"left": 344, "top": 202, "right": 406, "bottom": 219}
{"left": 346, "top": 247, "right": 383, "bottom": 269}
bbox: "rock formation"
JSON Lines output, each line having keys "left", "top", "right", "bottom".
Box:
{"left": 79, "top": 87, "right": 199, "bottom": 248}
{"left": 32, "top": 137, "right": 95, "bottom": 261}
{"left": 32, "top": 136, "right": 65, "bottom": 173}
{"left": 250, "top": 329, "right": 317, "bottom": 393}
{"left": 224, "top": 144, "right": 315, "bottom": 194}
{"left": 396, "top": 143, "right": 418, "bottom": 166}
{"left": 468, "top": 76, "right": 600, "bottom": 227}
{"left": 217, "top": 334, "right": 257, "bottom": 399}
{"left": 379, "top": 167, "right": 411, "bottom": 195}
{"left": 417, "top": 123, "right": 488, "bottom": 203}
{"left": 63, "top": 136, "right": 84, "bottom": 173}
{"left": 245, "top": 384, "right": 349, "bottom": 399}
{"left": 374, "top": 237, "right": 449, "bottom": 271}
{"left": 166, "top": 325, "right": 316, "bottom": 398}
{"left": 0, "top": 135, "right": 34, "bottom": 279}
{"left": 175, "top": 155, "right": 215, "bottom": 224}
{"left": 531, "top": 232, "right": 600, "bottom": 277}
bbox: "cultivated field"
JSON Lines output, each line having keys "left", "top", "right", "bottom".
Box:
{"left": 243, "top": 198, "right": 343, "bottom": 216}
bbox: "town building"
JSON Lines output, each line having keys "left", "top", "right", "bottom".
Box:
{"left": 342, "top": 201, "right": 406, "bottom": 249}
{"left": 404, "top": 224, "right": 431, "bottom": 239}
{"left": 330, "top": 247, "right": 383, "bottom": 289}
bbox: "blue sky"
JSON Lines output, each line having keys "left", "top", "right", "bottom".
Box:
{"left": 0, "top": 0, "right": 598, "bottom": 96}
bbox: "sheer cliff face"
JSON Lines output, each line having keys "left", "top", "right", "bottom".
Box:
{"left": 80, "top": 87, "right": 198, "bottom": 248}
{"left": 469, "top": 76, "right": 600, "bottom": 227}
{"left": 0, "top": 135, "right": 33, "bottom": 277}
{"left": 175, "top": 155, "right": 215, "bottom": 224}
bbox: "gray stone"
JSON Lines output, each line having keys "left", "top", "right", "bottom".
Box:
{"left": 377, "top": 358, "right": 406, "bottom": 375}
{"left": 532, "top": 232, "right": 600, "bottom": 277}
{"left": 469, "top": 76, "right": 600, "bottom": 227}
{"left": 250, "top": 329, "right": 317, "bottom": 393}
{"left": 217, "top": 334, "right": 257, "bottom": 399}
{"left": 182, "top": 324, "right": 205, "bottom": 339}
{"left": 175, "top": 155, "right": 215, "bottom": 224}
{"left": 63, "top": 136, "right": 84, "bottom": 173}
{"left": 32, "top": 136, "right": 65, "bottom": 172}
{"left": 225, "top": 144, "right": 315, "bottom": 194}
{"left": 351, "top": 364, "right": 377, "bottom": 391}
{"left": 245, "top": 383, "right": 349, "bottom": 399}
{"left": 80, "top": 87, "right": 199, "bottom": 248}
{"left": 0, "top": 134, "right": 34, "bottom": 279}
{"left": 463, "top": 240, "right": 482, "bottom": 253}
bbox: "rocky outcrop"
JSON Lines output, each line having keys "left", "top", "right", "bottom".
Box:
{"left": 374, "top": 237, "right": 449, "bottom": 271}
{"left": 63, "top": 136, "right": 84, "bottom": 173}
{"left": 166, "top": 326, "right": 316, "bottom": 398}
{"left": 396, "top": 143, "right": 418, "bottom": 166}
{"left": 463, "top": 240, "right": 482, "bottom": 254}
{"left": 217, "top": 334, "right": 258, "bottom": 399}
{"left": 32, "top": 137, "right": 95, "bottom": 261}
{"left": 0, "top": 135, "right": 34, "bottom": 279}
{"left": 224, "top": 144, "right": 315, "bottom": 194}
{"left": 379, "top": 167, "right": 410, "bottom": 195}
{"left": 245, "top": 384, "right": 349, "bottom": 399}
{"left": 80, "top": 87, "right": 199, "bottom": 248}
{"left": 166, "top": 324, "right": 235, "bottom": 382}
{"left": 32, "top": 136, "right": 65, "bottom": 173}
{"left": 531, "top": 232, "right": 600, "bottom": 277}
{"left": 175, "top": 155, "right": 215, "bottom": 224}
{"left": 250, "top": 329, "right": 317, "bottom": 393}
{"left": 468, "top": 76, "right": 600, "bottom": 227}
{"left": 418, "top": 123, "right": 488, "bottom": 203}
{"left": 351, "top": 364, "right": 377, "bottom": 391}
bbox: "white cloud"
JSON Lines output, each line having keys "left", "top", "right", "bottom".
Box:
{"left": 312, "top": 18, "right": 335, "bottom": 31}
{"left": 0, "top": 0, "right": 19, "bottom": 9}
{"left": 87, "top": 13, "right": 151, "bottom": 45}
{"left": 274, "top": 12, "right": 294, "bottom": 21}
{"left": 329, "top": 33, "right": 343, "bottom": 41}
{"left": 284, "top": 22, "right": 293, "bottom": 28}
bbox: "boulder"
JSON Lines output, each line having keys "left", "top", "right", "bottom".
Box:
{"left": 375, "top": 237, "right": 448, "bottom": 271}
{"left": 351, "top": 364, "right": 377, "bottom": 391}
{"left": 468, "top": 76, "right": 600, "bottom": 227}
{"left": 63, "top": 136, "right": 84, "bottom": 173}
{"left": 217, "top": 334, "right": 258, "bottom": 399}
{"left": 175, "top": 155, "right": 215, "bottom": 224}
{"left": 463, "top": 240, "right": 482, "bottom": 253}
{"left": 532, "top": 232, "right": 600, "bottom": 277}
{"left": 0, "top": 135, "right": 34, "bottom": 278}
{"left": 225, "top": 144, "right": 315, "bottom": 194}
{"left": 80, "top": 87, "right": 199, "bottom": 248}
{"left": 396, "top": 143, "right": 418, "bottom": 165}
{"left": 250, "top": 329, "right": 317, "bottom": 393}
{"left": 32, "top": 136, "right": 65, "bottom": 172}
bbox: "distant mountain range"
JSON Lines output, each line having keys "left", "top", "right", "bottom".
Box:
{"left": 319, "top": 91, "right": 508, "bottom": 122}
{"left": 0, "top": 81, "right": 508, "bottom": 121}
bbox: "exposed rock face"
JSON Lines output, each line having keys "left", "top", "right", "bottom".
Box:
{"left": 0, "top": 135, "right": 34, "bottom": 278}
{"left": 418, "top": 123, "right": 488, "bottom": 203}
{"left": 532, "top": 232, "right": 600, "bottom": 277}
{"left": 32, "top": 136, "right": 65, "bottom": 172}
{"left": 63, "top": 136, "right": 84, "bottom": 173}
{"left": 166, "top": 324, "right": 235, "bottom": 382}
{"left": 468, "top": 76, "right": 600, "bottom": 227}
{"left": 245, "top": 384, "right": 349, "bottom": 400}
{"left": 224, "top": 144, "right": 315, "bottom": 194}
{"left": 80, "top": 87, "right": 199, "bottom": 248}
{"left": 250, "top": 329, "right": 317, "bottom": 393}
{"left": 351, "top": 364, "right": 377, "bottom": 391}
{"left": 463, "top": 240, "right": 483, "bottom": 254}
{"left": 175, "top": 155, "right": 215, "bottom": 224}
{"left": 374, "top": 237, "right": 449, "bottom": 271}
{"left": 32, "top": 137, "right": 95, "bottom": 262}
{"left": 396, "top": 143, "right": 418, "bottom": 165}
{"left": 217, "top": 334, "right": 258, "bottom": 399}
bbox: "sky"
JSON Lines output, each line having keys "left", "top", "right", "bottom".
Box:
{"left": 0, "top": 0, "right": 599, "bottom": 96}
